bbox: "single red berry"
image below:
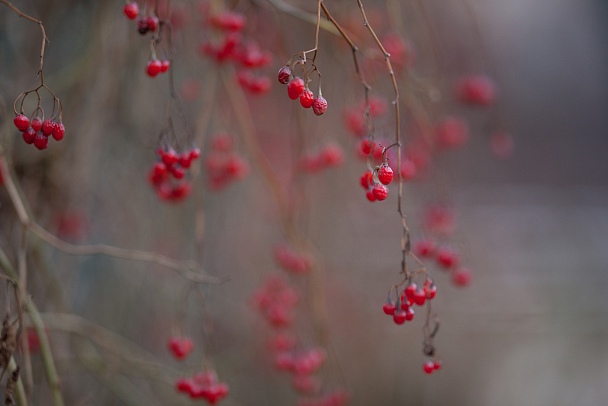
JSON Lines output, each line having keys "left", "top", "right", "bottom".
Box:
{"left": 433, "top": 360, "right": 442, "bottom": 371}
{"left": 393, "top": 309, "right": 407, "bottom": 324}
{"left": 175, "top": 377, "right": 194, "bottom": 394}
{"left": 436, "top": 116, "right": 469, "bottom": 149}
{"left": 52, "top": 122, "right": 65, "bottom": 141}
{"left": 404, "top": 306, "right": 415, "bottom": 321}
{"left": 146, "top": 59, "right": 162, "bottom": 77}
{"left": 423, "top": 361, "right": 435, "bottom": 374}
{"left": 22, "top": 128, "right": 36, "bottom": 144}
{"left": 277, "top": 66, "right": 291, "bottom": 84}
{"left": 162, "top": 148, "right": 179, "bottom": 166}
{"left": 412, "top": 289, "right": 427, "bottom": 306}
{"left": 287, "top": 77, "right": 305, "bottom": 100}
{"left": 404, "top": 283, "right": 417, "bottom": 301}
{"left": 320, "top": 143, "right": 344, "bottom": 167}
{"left": 451, "top": 267, "right": 472, "bottom": 287}
{"left": 414, "top": 238, "right": 436, "bottom": 258}
{"left": 365, "top": 189, "right": 376, "bottom": 202}
{"left": 160, "top": 59, "right": 170, "bottom": 73}
{"left": 123, "top": 2, "right": 139, "bottom": 20}
{"left": 13, "top": 114, "right": 29, "bottom": 131}
{"left": 146, "top": 15, "right": 159, "bottom": 32}
{"left": 153, "top": 162, "right": 168, "bottom": 177}
{"left": 136, "top": 17, "right": 149, "bottom": 34}
{"left": 189, "top": 147, "right": 201, "bottom": 160}
{"left": 455, "top": 74, "right": 497, "bottom": 106}
{"left": 33, "top": 132, "right": 48, "bottom": 150}
{"left": 167, "top": 337, "right": 194, "bottom": 360}
{"left": 424, "top": 281, "right": 437, "bottom": 300}
{"left": 437, "top": 247, "right": 460, "bottom": 269}
{"left": 382, "top": 302, "right": 396, "bottom": 315}
{"left": 172, "top": 166, "right": 186, "bottom": 179}
{"left": 179, "top": 152, "right": 192, "bottom": 168}
{"left": 312, "top": 96, "right": 328, "bottom": 116}
{"left": 31, "top": 117, "right": 43, "bottom": 132}
{"left": 360, "top": 139, "right": 375, "bottom": 155}
{"left": 372, "top": 183, "right": 388, "bottom": 201}
{"left": 41, "top": 119, "right": 55, "bottom": 136}
{"left": 299, "top": 89, "right": 314, "bottom": 108}
{"left": 377, "top": 165, "right": 394, "bottom": 185}
{"left": 360, "top": 171, "right": 373, "bottom": 190}
{"left": 248, "top": 76, "right": 271, "bottom": 94}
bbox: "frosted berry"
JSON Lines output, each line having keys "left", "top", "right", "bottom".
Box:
{"left": 162, "top": 148, "right": 179, "bottom": 166}
{"left": 433, "top": 360, "right": 442, "bottom": 371}
{"left": 33, "top": 132, "right": 48, "bottom": 150}
{"left": 393, "top": 309, "right": 407, "bottom": 324}
{"left": 277, "top": 66, "right": 291, "bottom": 84}
{"left": 412, "top": 289, "right": 426, "bottom": 306}
{"left": 146, "top": 15, "right": 159, "bottom": 32}
{"left": 160, "top": 59, "right": 171, "bottom": 73}
{"left": 365, "top": 189, "right": 376, "bottom": 202}
{"left": 22, "top": 128, "right": 36, "bottom": 144}
{"left": 312, "top": 96, "right": 328, "bottom": 116}
{"left": 423, "top": 361, "right": 435, "bottom": 374}
{"left": 123, "top": 2, "right": 139, "bottom": 20}
{"left": 52, "top": 122, "right": 65, "bottom": 141}
{"left": 377, "top": 165, "right": 393, "bottom": 185}
{"left": 41, "top": 119, "right": 55, "bottom": 136}
{"left": 31, "top": 117, "right": 43, "bottom": 132}
{"left": 372, "top": 183, "right": 388, "bottom": 201}
{"left": 146, "top": 59, "right": 162, "bottom": 77}
{"left": 13, "top": 114, "right": 29, "bottom": 131}
{"left": 404, "top": 283, "right": 417, "bottom": 301}
{"left": 299, "top": 89, "right": 314, "bottom": 108}
{"left": 168, "top": 337, "right": 194, "bottom": 360}
{"left": 382, "top": 302, "right": 396, "bottom": 315}
{"left": 287, "top": 77, "right": 305, "bottom": 100}
{"left": 360, "top": 171, "right": 373, "bottom": 190}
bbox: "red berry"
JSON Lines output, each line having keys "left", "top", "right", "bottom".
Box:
{"left": 312, "top": 96, "right": 328, "bottom": 116}
{"left": 404, "top": 283, "right": 417, "bottom": 301}
{"left": 277, "top": 66, "right": 291, "bottom": 84}
{"left": 123, "top": 2, "right": 139, "bottom": 19}
{"left": 248, "top": 76, "right": 271, "bottom": 94}
{"left": 377, "top": 165, "right": 393, "bottom": 185}
{"left": 146, "top": 15, "right": 159, "bottom": 32}
{"left": 22, "top": 128, "right": 36, "bottom": 144}
{"left": 168, "top": 337, "right": 194, "bottom": 360}
{"left": 160, "top": 59, "right": 170, "bottom": 73}
{"left": 437, "top": 248, "right": 459, "bottom": 269}
{"left": 287, "top": 77, "right": 305, "bottom": 100}
{"left": 424, "top": 281, "right": 437, "bottom": 299}
{"left": 299, "top": 89, "right": 314, "bottom": 108}
{"left": 179, "top": 152, "right": 192, "bottom": 168}
{"left": 413, "top": 238, "right": 436, "bottom": 258}
{"left": 320, "top": 143, "right": 344, "bottom": 167}
{"left": 136, "top": 18, "right": 149, "bottom": 34}
{"left": 412, "top": 289, "right": 426, "bottom": 306}
{"left": 146, "top": 59, "right": 162, "bottom": 77}
{"left": 382, "top": 302, "right": 396, "bottom": 315}
{"left": 372, "top": 183, "right": 388, "bottom": 201}
{"left": 41, "top": 119, "right": 55, "bottom": 136}
{"left": 189, "top": 147, "right": 201, "bottom": 160}
{"left": 52, "top": 122, "right": 65, "bottom": 141}
{"left": 162, "top": 148, "right": 179, "bottom": 166}
{"left": 31, "top": 117, "right": 43, "bottom": 132}
{"left": 423, "top": 361, "right": 435, "bottom": 374}
{"left": 13, "top": 114, "right": 29, "bottom": 131}
{"left": 455, "top": 74, "right": 497, "bottom": 106}
{"left": 172, "top": 166, "right": 186, "bottom": 179}
{"left": 393, "top": 309, "right": 407, "bottom": 324}
{"left": 360, "top": 171, "right": 373, "bottom": 190}
{"left": 404, "top": 306, "right": 415, "bottom": 321}
{"left": 451, "top": 267, "right": 472, "bottom": 287}
{"left": 365, "top": 189, "right": 376, "bottom": 202}
{"left": 33, "top": 132, "right": 48, "bottom": 150}
{"left": 360, "top": 139, "right": 375, "bottom": 155}
{"left": 433, "top": 360, "right": 442, "bottom": 371}
{"left": 436, "top": 116, "right": 469, "bottom": 149}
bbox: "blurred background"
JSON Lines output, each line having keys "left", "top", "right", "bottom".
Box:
{"left": 1, "top": 0, "right": 607, "bottom": 405}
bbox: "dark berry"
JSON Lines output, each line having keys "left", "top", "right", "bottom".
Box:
{"left": 277, "top": 66, "right": 291, "bottom": 84}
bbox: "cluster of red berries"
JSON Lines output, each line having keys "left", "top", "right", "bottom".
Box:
{"left": 383, "top": 279, "right": 437, "bottom": 325}
{"left": 204, "top": 134, "right": 250, "bottom": 191}
{"left": 422, "top": 360, "right": 442, "bottom": 375}
{"left": 252, "top": 276, "right": 299, "bottom": 328}
{"left": 175, "top": 370, "right": 229, "bottom": 404}
{"left": 277, "top": 67, "right": 328, "bottom": 116}
{"left": 167, "top": 336, "right": 194, "bottom": 360}
{"left": 148, "top": 146, "right": 199, "bottom": 202}
{"left": 14, "top": 113, "right": 65, "bottom": 150}
{"left": 274, "top": 244, "right": 312, "bottom": 274}
{"left": 299, "top": 143, "right": 344, "bottom": 174}
{"left": 146, "top": 58, "right": 170, "bottom": 78}
{"left": 199, "top": 11, "right": 272, "bottom": 95}
{"left": 413, "top": 238, "right": 472, "bottom": 287}
{"left": 359, "top": 162, "right": 394, "bottom": 202}
{"left": 123, "top": 2, "right": 160, "bottom": 35}
{"left": 275, "top": 347, "right": 327, "bottom": 395}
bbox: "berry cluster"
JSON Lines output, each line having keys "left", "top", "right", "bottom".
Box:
{"left": 359, "top": 161, "right": 395, "bottom": 202}
{"left": 414, "top": 238, "right": 472, "bottom": 287}
{"left": 14, "top": 112, "right": 65, "bottom": 150}
{"left": 148, "top": 146, "right": 199, "bottom": 202}
{"left": 383, "top": 279, "right": 437, "bottom": 325}
{"left": 175, "top": 370, "right": 229, "bottom": 404}
{"left": 422, "top": 360, "right": 442, "bottom": 375}
{"left": 277, "top": 68, "right": 328, "bottom": 116}
{"left": 200, "top": 11, "right": 272, "bottom": 95}
{"left": 122, "top": 1, "right": 159, "bottom": 36}
{"left": 204, "top": 134, "right": 250, "bottom": 191}
{"left": 252, "top": 276, "right": 298, "bottom": 328}
{"left": 146, "top": 58, "right": 170, "bottom": 78}
{"left": 167, "top": 336, "right": 194, "bottom": 360}
{"left": 274, "top": 244, "right": 312, "bottom": 275}
{"left": 299, "top": 143, "right": 344, "bottom": 174}
{"left": 275, "top": 347, "right": 327, "bottom": 395}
